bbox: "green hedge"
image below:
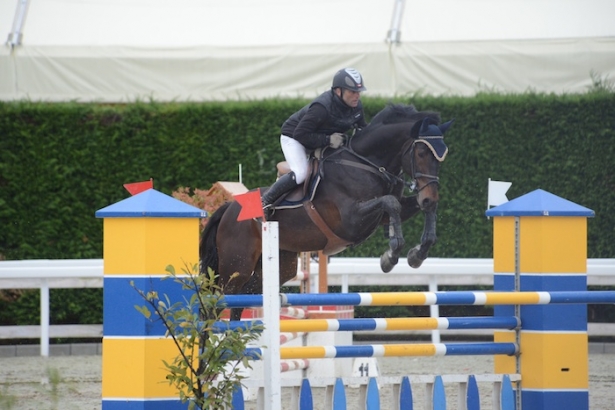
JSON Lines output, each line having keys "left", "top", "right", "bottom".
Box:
{"left": 1, "top": 92, "right": 614, "bottom": 330}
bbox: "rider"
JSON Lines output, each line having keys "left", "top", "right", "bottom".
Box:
{"left": 261, "top": 67, "right": 368, "bottom": 218}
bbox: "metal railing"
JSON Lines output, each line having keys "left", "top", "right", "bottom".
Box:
{"left": 1, "top": 258, "right": 614, "bottom": 356}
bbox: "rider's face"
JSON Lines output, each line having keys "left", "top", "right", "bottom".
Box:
{"left": 336, "top": 88, "right": 361, "bottom": 108}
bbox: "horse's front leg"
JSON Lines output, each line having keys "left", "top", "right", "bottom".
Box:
{"left": 407, "top": 208, "right": 437, "bottom": 268}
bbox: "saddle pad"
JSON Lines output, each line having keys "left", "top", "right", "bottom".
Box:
{"left": 275, "top": 175, "right": 321, "bottom": 210}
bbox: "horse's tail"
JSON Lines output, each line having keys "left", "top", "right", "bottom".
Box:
{"left": 199, "top": 202, "right": 232, "bottom": 279}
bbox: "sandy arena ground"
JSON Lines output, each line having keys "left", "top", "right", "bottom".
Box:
{"left": 0, "top": 353, "right": 613, "bottom": 409}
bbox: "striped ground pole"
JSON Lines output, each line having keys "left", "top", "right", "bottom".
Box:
{"left": 487, "top": 189, "right": 595, "bottom": 410}
{"left": 96, "top": 189, "right": 205, "bottom": 410}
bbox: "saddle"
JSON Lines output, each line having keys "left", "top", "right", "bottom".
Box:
{"left": 271, "top": 148, "right": 352, "bottom": 255}
{"left": 273, "top": 149, "right": 323, "bottom": 208}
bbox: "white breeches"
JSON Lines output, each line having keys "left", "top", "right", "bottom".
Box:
{"left": 280, "top": 134, "right": 309, "bottom": 184}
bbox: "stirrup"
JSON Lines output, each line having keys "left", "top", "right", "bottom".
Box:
{"left": 262, "top": 204, "right": 273, "bottom": 220}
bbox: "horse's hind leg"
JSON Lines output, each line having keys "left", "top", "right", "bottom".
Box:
{"left": 223, "top": 259, "right": 260, "bottom": 321}
{"left": 226, "top": 254, "right": 265, "bottom": 321}
{"left": 229, "top": 270, "right": 261, "bottom": 321}
{"left": 228, "top": 251, "right": 298, "bottom": 321}
{"left": 215, "top": 219, "right": 263, "bottom": 321}
{"left": 279, "top": 251, "right": 299, "bottom": 286}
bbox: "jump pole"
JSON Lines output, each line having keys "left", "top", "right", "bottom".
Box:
{"left": 487, "top": 188, "right": 595, "bottom": 410}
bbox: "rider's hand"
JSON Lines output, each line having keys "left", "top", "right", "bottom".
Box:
{"left": 328, "top": 133, "right": 345, "bottom": 149}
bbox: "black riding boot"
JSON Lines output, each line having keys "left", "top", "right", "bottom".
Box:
{"left": 261, "top": 172, "right": 297, "bottom": 219}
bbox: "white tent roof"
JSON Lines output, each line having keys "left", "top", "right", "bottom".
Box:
{"left": 2, "top": 0, "right": 614, "bottom": 102}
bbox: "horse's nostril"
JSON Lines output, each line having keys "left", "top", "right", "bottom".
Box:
{"left": 421, "top": 196, "right": 438, "bottom": 211}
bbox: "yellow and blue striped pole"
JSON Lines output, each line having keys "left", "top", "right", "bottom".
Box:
{"left": 222, "top": 290, "right": 615, "bottom": 308}
{"left": 486, "top": 188, "right": 594, "bottom": 410}
{"left": 214, "top": 316, "right": 521, "bottom": 333}
{"left": 243, "top": 342, "right": 518, "bottom": 359}
{"left": 96, "top": 189, "right": 206, "bottom": 410}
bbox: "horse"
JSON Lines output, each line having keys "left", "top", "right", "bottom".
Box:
{"left": 200, "top": 104, "right": 453, "bottom": 320}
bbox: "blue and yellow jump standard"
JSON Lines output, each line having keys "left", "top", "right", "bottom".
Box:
{"left": 96, "top": 189, "right": 206, "bottom": 410}
{"left": 486, "top": 189, "right": 595, "bottom": 410}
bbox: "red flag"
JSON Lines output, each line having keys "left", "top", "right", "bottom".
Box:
{"left": 123, "top": 179, "right": 154, "bottom": 195}
{"left": 235, "top": 189, "right": 264, "bottom": 221}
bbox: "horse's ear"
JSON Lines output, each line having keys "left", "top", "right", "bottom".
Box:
{"left": 439, "top": 119, "right": 455, "bottom": 135}
{"left": 418, "top": 117, "right": 438, "bottom": 136}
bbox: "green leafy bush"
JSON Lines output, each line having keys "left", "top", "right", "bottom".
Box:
{"left": 133, "top": 263, "right": 262, "bottom": 409}
{"left": 1, "top": 92, "right": 613, "bottom": 327}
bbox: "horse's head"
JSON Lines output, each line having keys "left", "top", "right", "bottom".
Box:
{"left": 402, "top": 117, "right": 453, "bottom": 212}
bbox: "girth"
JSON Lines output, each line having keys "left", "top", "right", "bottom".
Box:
{"left": 303, "top": 201, "right": 352, "bottom": 256}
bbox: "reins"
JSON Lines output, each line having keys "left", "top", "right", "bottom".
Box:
{"left": 325, "top": 147, "right": 403, "bottom": 193}
{"left": 325, "top": 136, "right": 441, "bottom": 194}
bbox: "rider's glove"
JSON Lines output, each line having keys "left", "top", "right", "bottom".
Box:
{"left": 328, "top": 133, "right": 345, "bottom": 149}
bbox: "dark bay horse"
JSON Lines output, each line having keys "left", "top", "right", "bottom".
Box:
{"left": 200, "top": 104, "right": 453, "bottom": 320}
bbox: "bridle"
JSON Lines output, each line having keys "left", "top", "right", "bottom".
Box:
{"left": 401, "top": 137, "right": 442, "bottom": 193}
{"left": 325, "top": 134, "right": 442, "bottom": 195}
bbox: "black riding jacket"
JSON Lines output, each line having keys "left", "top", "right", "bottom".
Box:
{"left": 281, "top": 90, "right": 367, "bottom": 150}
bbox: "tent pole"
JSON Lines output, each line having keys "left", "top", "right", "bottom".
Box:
{"left": 7, "top": 0, "right": 30, "bottom": 48}
{"left": 386, "top": 0, "right": 406, "bottom": 44}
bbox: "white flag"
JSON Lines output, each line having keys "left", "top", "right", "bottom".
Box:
{"left": 487, "top": 178, "right": 512, "bottom": 207}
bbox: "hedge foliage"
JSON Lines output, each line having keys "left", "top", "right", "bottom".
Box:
{"left": 1, "top": 92, "right": 614, "bottom": 329}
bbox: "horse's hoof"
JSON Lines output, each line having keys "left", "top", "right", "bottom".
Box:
{"left": 407, "top": 245, "right": 425, "bottom": 269}
{"left": 380, "top": 252, "right": 399, "bottom": 273}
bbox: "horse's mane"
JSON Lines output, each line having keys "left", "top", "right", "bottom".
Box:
{"left": 348, "top": 104, "right": 442, "bottom": 152}
{"left": 366, "top": 104, "right": 441, "bottom": 132}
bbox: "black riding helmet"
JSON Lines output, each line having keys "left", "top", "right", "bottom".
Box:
{"left": 331, "top": 68, "right": 367, "bottom": 92}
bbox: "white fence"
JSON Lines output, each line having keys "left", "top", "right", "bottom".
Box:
{"left": 1, "top": 258, "right": 614, "bottom": 356}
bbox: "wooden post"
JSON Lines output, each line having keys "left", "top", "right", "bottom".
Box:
{"left": 318, "top": 250, "right": 328, "bottom": 293}
{"left": 299, "top": 252, "right": 310, "bottom": 293}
